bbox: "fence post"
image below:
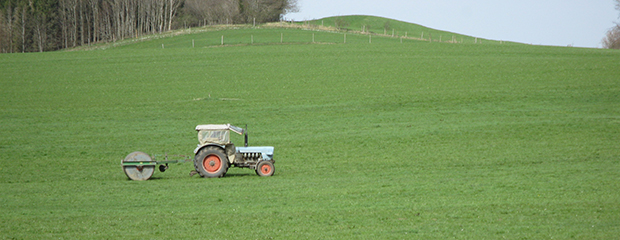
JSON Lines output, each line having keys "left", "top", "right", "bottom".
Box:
{"left": 369, "top": 34, "right": 372, "bottom": 43}
{"left": 344, "top": 34, "right": 346, "bottom": 44}
{"left": 221, "top": 35, "right": 224, "bottom": 45}
{"left": 281, "top": 33, "right": 283, "bottom": 43}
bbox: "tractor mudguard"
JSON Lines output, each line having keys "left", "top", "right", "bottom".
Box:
{"left": 194, "top": 143, "right": 225, "bottom": 154}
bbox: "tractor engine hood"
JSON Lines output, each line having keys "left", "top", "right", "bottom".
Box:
{"left": 236, "top": 146, "right": 275, "bottom": 161}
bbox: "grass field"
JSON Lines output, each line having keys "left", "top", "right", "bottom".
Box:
{"left": 1, "top": 16, "right": 619, "bottom": 239}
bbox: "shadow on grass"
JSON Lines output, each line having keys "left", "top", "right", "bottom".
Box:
{"left": 121, "top": 171, "right": 260, "bottom": 181}
{"left": 224, "top": 172, "right": 256, "bottom": 178}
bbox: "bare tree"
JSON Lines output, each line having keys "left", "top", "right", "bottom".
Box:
{"left": 5, "top": 0, "right": 13, "bottom": 53}
{"left": 0, "top": 9, "right": 6, "bottom": 53}
{"left": 283, "top": 0, "right": 298, "bottom": 15}
{"left": 30, "top": 0, "right": 56, "bottom": 52}
{"left": 334, "top": 17, "right": 348, "bottom": 29}
{"left": 222, "top": 0, "right": 239, "bottom": 24}
{"left": 185, "top": 0, "right": 236, "bottom": 26}
{"left": 602, "top": 25, "right": 620, "bottom": 49}
{"left": 18, "top": 1, "right": 27, "bottom": 52}
{"left": 167, "top": 0, "right": 180, "bottom": 31}
{"left": 602, "top": 0, "right": 620, "bottom": 49}
{"left": 239, "top": 0, "right": 295, "bottom": 24}
{"left": 89, "top": 0, "right": 97, "bottom": 42}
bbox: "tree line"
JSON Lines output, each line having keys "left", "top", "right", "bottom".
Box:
{"left": 0, "top": 0, "right": 298, "bottom": 53}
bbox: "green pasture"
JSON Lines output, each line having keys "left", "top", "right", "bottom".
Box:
{"left": 1, "top": 17, "right": 620, "bottom": 238}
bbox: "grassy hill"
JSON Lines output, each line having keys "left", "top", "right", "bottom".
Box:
{"left": 303, "top": 15, "right": 504, "bottom": 44}
{"left": 1, "top": 16, "right": 619, "bottom": 238}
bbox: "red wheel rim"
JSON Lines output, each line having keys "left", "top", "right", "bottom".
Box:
{"left": 260, "top": 164, "right": 272, "bottom": 175}
{"left": 203, "top": 155, "right": 222, "bottom": 173}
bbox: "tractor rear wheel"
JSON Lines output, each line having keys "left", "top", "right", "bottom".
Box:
{"left": 194, "top": 146, "right": 228, "bottom": 178}
{"left": 256, "top": 161, "right": 275, "bottom": 177}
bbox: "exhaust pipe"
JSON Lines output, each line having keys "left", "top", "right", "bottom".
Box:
{"left": 244, "top": 124, "right": 248, "bottom": 147}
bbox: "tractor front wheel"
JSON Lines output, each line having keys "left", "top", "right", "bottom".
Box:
{"left": 194, "top": 146, "right": 228, "bottom": 178}
{"left": 256, "top": 161, "right": 275, "bottom": 177}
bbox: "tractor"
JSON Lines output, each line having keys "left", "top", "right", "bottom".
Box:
{"left": 121, "top": 124, "right": 275, "bottom": 180}
{"left": 193, "top": 124, "right": 275, "bottom": 178}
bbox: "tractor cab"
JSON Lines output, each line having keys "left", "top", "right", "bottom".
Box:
{"left": 192, "top": 124, "right": 275, "bottom": 178}
{"left": 195, "top": 124, "right": 245, "bottom": 146}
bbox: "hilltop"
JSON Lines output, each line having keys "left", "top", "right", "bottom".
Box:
{"left": 298, "top": 15, "right": 499, "bottom": 44}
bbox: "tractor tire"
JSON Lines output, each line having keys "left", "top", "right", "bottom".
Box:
{"left": 255, "top": 161, "right": 275, "bottom": 177}
{"left": 194, "top": 146, "right": 228, "bottom": 178}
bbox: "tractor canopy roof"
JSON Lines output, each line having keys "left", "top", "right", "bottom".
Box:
{"left": 195, "top": 124, "right": 244, "bottom": 145}
{"left": 195, "top": 124, "right": 244, "bottom": 135}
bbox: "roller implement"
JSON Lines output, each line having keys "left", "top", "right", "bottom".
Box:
{"left": 121, "top": 124, "right": 275, "bottom": 180}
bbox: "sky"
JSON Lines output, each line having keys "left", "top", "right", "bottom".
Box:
{"left": 284, "top": 0, "right": 619, "bottom": 48}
